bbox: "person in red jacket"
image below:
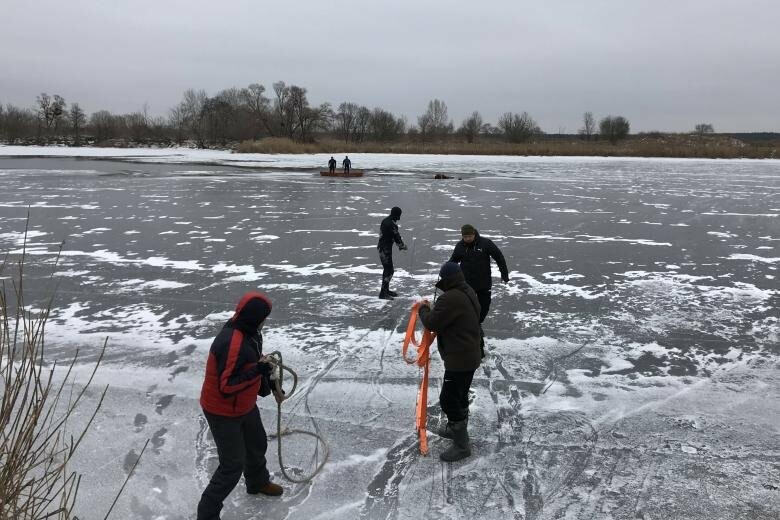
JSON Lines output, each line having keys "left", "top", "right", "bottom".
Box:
{"left": 197, "top": 292, "right": 284, "bottom": 520}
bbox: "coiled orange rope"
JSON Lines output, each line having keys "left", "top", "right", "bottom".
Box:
{"left": 401, "top": 301, "right": 437, "bottom": 455}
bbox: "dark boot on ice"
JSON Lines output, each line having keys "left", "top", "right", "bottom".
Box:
{"left": 248, "top": 481, "right": 283, "bottom": 496}
{"left": 439, "top": 419, "right": 471, "bottom": 462}
{"left": 387, "top": 289, "right": 398, "bottom": 297}
{"left": 379, "top": 281, "right": 394, "bottom": 300}
{"left": 437, "top": 420, "right": 453, "bottom": 439}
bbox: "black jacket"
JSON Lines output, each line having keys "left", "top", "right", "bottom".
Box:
{"left": 378, "top": 208, "right": 404, "bottom": 250}
{"left": 449, "top": 231, "right": 508, "bottom": 292}
{"left": 418, "top": 271, "right": 482, "bottom": 371}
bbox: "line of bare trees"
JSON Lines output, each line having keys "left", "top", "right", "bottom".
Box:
{"left": 0, "top": 83, "right": 643, "bottom": 148}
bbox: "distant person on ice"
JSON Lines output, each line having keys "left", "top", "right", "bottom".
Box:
{"left": 342, "top": 155, "right": 352, "bottom": 173}
{"left": 197, "top": 292, "right": 284, "bottom": 520}
{"left": 328, "top": 156, "right": 337, "bottom": 174}
{"left": 377, "top": 206, "right": 407, "bottom": 299}
{"left": 418, "top": 261, "right": 482, "bottom": 462}
{"left": 449, "top": 224, "right": 509, "bottom": 324}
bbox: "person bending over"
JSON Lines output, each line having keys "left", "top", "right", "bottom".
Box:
{"left": 418, "top": 262, "right": 482, "bottom": 462}
{"left": 197, "top": 292, "right": 284, "bottom": 520}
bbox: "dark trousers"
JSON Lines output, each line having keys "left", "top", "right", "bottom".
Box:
{"left": 197, "top": 406, "right": 270, "bottom": 520}
{"left": 344, "top": 164, "right": 350, "bottom": 173}
{"left": 476, "top": 290, "right": 491, "bottom": 323}
{"left": 378, "top": 246, "right": 394, "bottom": 291}
{"left": 329, "top": 165, "right": 335, "bottom": 173}
{"left": 440, "top": 369, "right": 476, "bottom": 422}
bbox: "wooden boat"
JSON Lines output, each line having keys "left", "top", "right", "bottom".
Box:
{"left": 320, "top": 169, "right": 364, "bottom": 178}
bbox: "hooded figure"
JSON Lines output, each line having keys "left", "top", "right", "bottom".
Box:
{"left": 449, "top": 225, "right": 509, "bottom": 323}
{"left": 377, "top": 206, "right": 407, "bottom": 299}
{"left": 418, "top": 262, "right": 482, "bottom": 462}
{"left": 198, "top": 292, "right": 283, "bottom": 520}
{"left": 328, "top": 156, "right": 337, "bottom": 173}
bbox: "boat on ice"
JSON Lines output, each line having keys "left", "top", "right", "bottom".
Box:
{"left": 320, "top": 170, "right": 364, "bottom": 177}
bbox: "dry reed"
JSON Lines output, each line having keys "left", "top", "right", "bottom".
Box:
{"left": 0, "top": 217, "right": 143, "bottom": 519}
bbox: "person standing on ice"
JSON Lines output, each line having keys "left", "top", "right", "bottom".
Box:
{"left": 449, "top": 224, "right": 509, "bottom": 324}
{"left": 342, "top": 155, "right": 352, "bottom": 173}
{"left": 418, "top": 261, "right": 482, "bottom": 462}
{"left": 197, "top": 292, "right": 284, "bottom": 520}
{"left": 328, "top": 156, "right": 337, "bottom": 174}
{"left": 377, "top": 206, "right": 407, "bottom": 299}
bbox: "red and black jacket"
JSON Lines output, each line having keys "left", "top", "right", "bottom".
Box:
{"left": 200, "top": 292, "right": 273, "bottom": 417}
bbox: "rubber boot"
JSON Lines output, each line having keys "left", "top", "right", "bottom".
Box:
{"left": 437, "top": 420, "right": 453, "bottom": 439}
{"left": 379, "top": 281, "right": 394, "bottom": 300}
{"left": 439, "top": 419, "right": 471, "bottom": 462}
{"left": 387, "top": 289, "right": 398, "bottom": 297}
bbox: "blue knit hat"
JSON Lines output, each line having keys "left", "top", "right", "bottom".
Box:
{"left": 439, "top": 261, "right": 461, "bottom": 279}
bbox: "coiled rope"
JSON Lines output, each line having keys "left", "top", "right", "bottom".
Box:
{"left": 263, "top": 351, "right": 329, "bottom": 483}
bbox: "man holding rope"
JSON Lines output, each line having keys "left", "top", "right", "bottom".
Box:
{"left": 418, "top": 262, "right": 482, "bottom": 462}
{"left": 197, "top": 291, "right": 284, "bottom": 520}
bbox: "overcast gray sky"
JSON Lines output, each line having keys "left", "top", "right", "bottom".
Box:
{"left": 2, "top": 0, "right": 778, "bottom": 132}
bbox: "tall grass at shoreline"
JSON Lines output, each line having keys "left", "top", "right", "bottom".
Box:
{"left": 235, "top": 135, "right": 778, "bottom": 159}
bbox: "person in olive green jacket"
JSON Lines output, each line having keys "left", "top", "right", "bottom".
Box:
{"left": 418, "top": 261, "right": 482, "bottom": 462}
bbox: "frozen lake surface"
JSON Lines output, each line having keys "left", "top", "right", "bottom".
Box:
{"left": 1, "top": 147, "right": 778, "bottom": 519}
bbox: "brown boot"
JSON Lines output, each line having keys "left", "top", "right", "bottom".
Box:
{"left": 249, "top": 481, "right": 283, "bottom": 496}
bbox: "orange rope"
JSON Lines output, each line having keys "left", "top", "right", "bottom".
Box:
{"left": 401, "top": 301, "right": 436, "bottom": 456}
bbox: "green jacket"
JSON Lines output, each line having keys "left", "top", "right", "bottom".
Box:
{"left": 418, "top": 271, "right": 482, "bottom": 371}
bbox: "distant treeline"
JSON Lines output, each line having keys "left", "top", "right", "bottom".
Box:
{"left": 0, "top": 82, "right": 777, "bottom": 159}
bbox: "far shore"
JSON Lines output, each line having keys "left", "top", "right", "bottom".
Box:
{"left": 234, "top": 135, "right": 778, "bottom": 160}
{"left": 1, "top": 135, "right": 779, "bottom": 163}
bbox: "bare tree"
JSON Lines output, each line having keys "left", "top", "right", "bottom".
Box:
{"left": 89, "top": 110, "right": 117, "bottom": 142}
{"left": 179, "top": 89, "right": 207, "bottom": 148}
{"left": 36, "top": 93, "right": 52, "bottom": 131}
{"left": 51, "top": 95, "right": 66, "bottom": 133}
{"left": 579, "top": 111, "right": 596, "bottom": 140}
{"left": 694, "top": 123, "right": 714, "bottom": 136}
{"left": 201, "top": 96, "right": 234, "bottom": 146}
{"left": 68, "top": 103, "right": 86, "bottom": 145}
{"left": 369, "top": 108, "right": 405, "bottom": 141}
{"left": 599, "top": 115, "right": 630, "bottom": 144}
{"left": 2, "top": 104, "right": 35, "bottom": 143}
{"left": 168, "top": 106, "right": 186, "bottom": 145}
{"left": 458, "top": 111, "right": 484, "bottom": 143}
{"left": 498, "top": 111, "right": 540, "bottom": 143}
{"left": 353, "top": 106, "right": 371, "bottom": 143}
{"left": 417, "top": 99, "right": 453, "bottom": 140}
{"left": 335, "top": 102, "right": 359, "bottom": 143}
{"left": 278, "top": 85, "right": 330, "bottom": 142}
{"left": 273, "top": 81, "right": 296, "bottom": 139}
{"left": 240, "top": 83, "right": 272, "bottom": 138}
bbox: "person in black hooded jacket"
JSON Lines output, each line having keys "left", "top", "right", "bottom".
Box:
{"left": 449, "top": 224, "right": 509, "bottom": 323}
{"left": 197, "top": 291, "right": 284, "bottom": 520}
{"left": 377, "top": 206, "right": 407, "bottom": 299}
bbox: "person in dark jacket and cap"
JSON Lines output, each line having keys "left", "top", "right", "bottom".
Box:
{"left": 197, "top": 291, "right": 284, "bottom": 520}
{"left": 449, "top": 224, "right": 509, "bottom": 323}
{"left": 418, "top": 262, "right": 482, "bottom": 462}
{"left": 377, "top": 206, "right": 407, "bottom": 299}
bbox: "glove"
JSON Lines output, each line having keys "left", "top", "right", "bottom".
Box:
{"left": 257, "top": 361, "right": 272, "bottom": 397}
{"left": 399, "top": 243, "right": 408, "bottom": 251}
